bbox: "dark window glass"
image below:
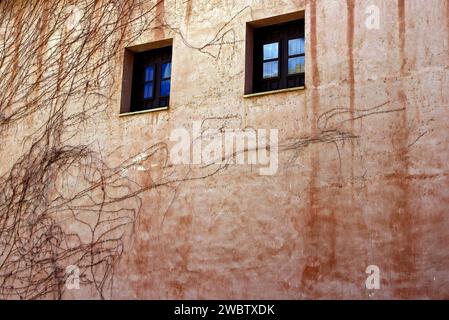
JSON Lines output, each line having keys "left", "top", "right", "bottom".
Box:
{"left": 288, "top": 38, "right": 304, "bottom": 56}
{"left": 160, "top": 62, "right": 171, "bottom": 97}
{"left": 130, "top": 46, "right": 172, "bottom": 112}
{"left": 287, "top": 38, "right": 305, "bottom": 75}
{"left": 263, "top": 42, "right": 279, "bottom": 60}
{"left": 160, "top": 80, "right": 171, "bottom": 97}
{"left": 144, "top": 82, "right": 153, "bottom": 99}
{"left": 253, "top": 19, "right": 305, "bottom": 94}
{"left": 288, "top": 56, "right": 305, "bottom": 75}
{"left": 143, "top": 65, "right": 155, "bottom": 99}
{"left": 263, "top": 61, "right": 279, "bottom": 79}
{"left": 262, "top": 42, "right": 279, "bottom": 79}
{"left": 145, "top": 65, "right": 155, "bottom": 81}
{"left": 161, "top": 62, "right": 171, "bottom": 78}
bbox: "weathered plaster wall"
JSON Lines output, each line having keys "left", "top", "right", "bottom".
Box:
{"left": 2, "top": 0, "right": 449, "bottom": 299}
{"left": 99, "top": 0, "right": 449, "bottom": 299}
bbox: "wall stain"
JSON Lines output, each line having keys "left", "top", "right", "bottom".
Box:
{"left": 346, "top": 0, "right": 355, "bottom": 124}
{"left": 185, "top": 0, "right": 194, "bottom": 24}
{"left": 398, "top": 0, "right": 407, "bottom": 75}
{"left": 310, "top": 0, "right": 321, "bottom": 97}
{"left": 27, "top": 1, "right": 50, "bottom": 128}
{"left": 447, "top": 0, "right": 449, "bottom": 67}
{"left": 390, "top": 89, "right": 416, "bottom": 298}
{"left": 301, "top": 0, "right": 336, "bottom": 296}
{"left": 346, "top": 0, "right": 356, "bottom": 198}
{"left": 303, "top": 0, "right": 320, "bottom": 291}
{"left": 36, "top": 2, "right": 50, "bottom": 83}
{"left": 155, "top": 0, "right": 166, "bottom": 39}
{"left": 9, "top": 6, "right": 23, "bottom": 104}
{"left": 117, "top": 2, "right": 132, "bottom": 48}
{"left": 389, "top": 0, "right": 417, "bottom": 298}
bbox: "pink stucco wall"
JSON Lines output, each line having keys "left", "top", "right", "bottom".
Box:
{"left": 2, "top": 0, "right": 449, "bottom": 299}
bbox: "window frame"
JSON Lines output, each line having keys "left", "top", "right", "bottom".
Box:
{"left": 129, "top": 46, "right": 172, "bottom": 113}
{"left": 245, "top": 14, "right": 305, "bottom": 96}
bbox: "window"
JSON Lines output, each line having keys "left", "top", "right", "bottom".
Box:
{"left": 130, "top": 46, "right": 172, "bottom": 112}
{"left": 245, "top": 14, "right": 305, "bottom": 95}
{"left": 120, "top": 41, "right": 173, "bottom": 115}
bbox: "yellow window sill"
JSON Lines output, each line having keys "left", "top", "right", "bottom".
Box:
{"left": 243, "top": 86, "right": 305, "bottom": 99}
{"left": 119, "top": 106, "right": 169, "bottom": 117}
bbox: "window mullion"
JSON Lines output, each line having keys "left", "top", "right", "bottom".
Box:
{"left": 281, "top": 32, "right": 288, "bottom": 88}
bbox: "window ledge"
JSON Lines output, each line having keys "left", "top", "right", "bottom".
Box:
{"left": 119, "top": 106, "right": 169, "bottom": 118}
{"left": 243, "top": 86, "right": 305, "bottom": 99}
